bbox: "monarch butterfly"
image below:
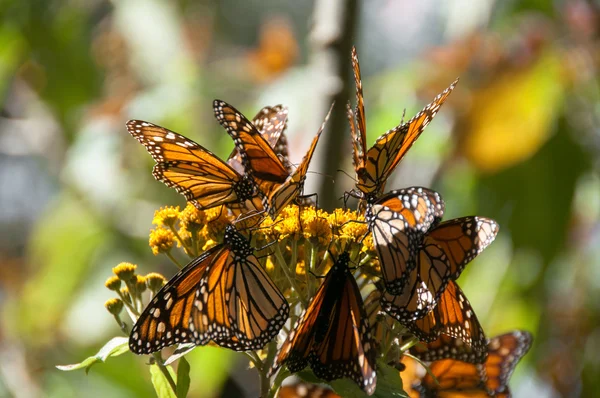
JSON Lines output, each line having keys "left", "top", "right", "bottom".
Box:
{"left": 270, "top": 252, "right": 377, "bottom": 395}
{"left": 127, "top": 105, "right": 287, "bottom": 213}
{"left": 386, "top": 216, "right": 498, "bottom": 320}
{"left": 129, "top": 225, "right": 289, "bottom": 354}
{"left": 228, "top": 105, "right": 290, "bottom": 175}
{"left": 214, "top": 100, "right": 331, "bottom": 219}
{"left": 347, "top": 46, "right": 458, "bottom": 202}
{"left": 393, "top": 279, "right": 488, "bottom": 361}
{"left": 366, "top": 186, "right": 445, "bottom": 295}
{"left": 407, "top": 330, "right": 533, "bottom": 398}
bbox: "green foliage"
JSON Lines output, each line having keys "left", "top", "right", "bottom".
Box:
{"left": 56, "top": 337, "right": 129, "bottom": 374}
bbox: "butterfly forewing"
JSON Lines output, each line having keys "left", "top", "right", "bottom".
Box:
{"left": 214, "top": 100, "right": 288, "bottom": 191}
{"left": 127, "top": 120, "right": 255, "bottom": 210}
{"left": 350, "top": 46, "right": 368, "bottom": 171}
{"left": 424, "top": 216, "right": 499, "bottom": 280}
{"left": 228, "top": 105, "right": 289, "bottom": 174}
{"left": 129, "top": 246, "right": 222, "bottom": 354}
{"left": 192, "top": 226, "right": 289, "bottom": 351}
{"left": 266, "top": 104, "right": 331, "bottom": 218}
{"left": 368, "top": 187, "right": 445, "bottom": 295}
{"left": 271, "top": 252, "right": 377, "bottom": 395}
{"left": 411, "top": 331, "right": 532, "bottom": 397}
{"left": 362, "top": 78, "right": 459, "bottom": 196}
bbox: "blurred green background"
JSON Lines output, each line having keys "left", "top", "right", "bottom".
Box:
{"left": 1, "top": 0, "right": 599, "bottom": 397}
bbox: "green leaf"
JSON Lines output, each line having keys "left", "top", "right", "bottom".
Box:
{"left": 176, "top": 357, "right": 191, "bottom": 398}
{"left": 150, "top": 363, "right": 177, "bottom": 398}
{"left": 329, "top": 361, "right": 408, "bottom": 398}
{"left": 56, "top": 337, "right": 129, "bottom": 373}
{"left": 164, "top": 343, "right": 195, "bottom": 366}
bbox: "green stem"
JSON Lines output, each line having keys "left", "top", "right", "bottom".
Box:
{"left": 308, "top": 243, "right": 320, "bottom": 297}
{"left": 152, "top": 352, "right": 177, "bottom": 393}
{"left": 165, "top": 251, "right": 184, "bottom": 269}
{"left": 244, "top": 351, "right": 263, "bottom": 372}
{"left": 274, "top": 245, "right": 307, "bottom": 307}
{"left": 268, "top": 368, "right": 290, "bottom": 398}
{"left": 399, "top": 335, "right": 420, "bottom": 352}
{"left": 169, "top": 226, "right": 195, "bottom": 257}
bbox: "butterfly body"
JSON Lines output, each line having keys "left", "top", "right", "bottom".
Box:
{"left": 129, "top": 225, "right": 289, "bottom": 354}
{"left": 271, "top": 252, "right": 377, "bottom": 395}
{"left": 348, "top": 47, "right": 458, "bottom": 204}
{"left": 214, "top": 100, "right": 330, "bottom": 219}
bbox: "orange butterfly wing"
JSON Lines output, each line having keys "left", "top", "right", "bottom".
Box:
{"left": 228, "top": 105, "right": 290, "bottom": 174}
{"left": 368, "top": 187, "right": 445, "bottom": 295}
{"left": 271, "top": 253, "right": 377, "bottom": 395}
{"left": 129, "top": 245, "right": 223, "bottom": 354}
{"left": 355, "top": 79, "right": 458, "bottom": 196}
{"left": 214, "top": 100, "right": 289, "bottom": 197}
{"left": 410, "top": 331, "right": 533, "bottom": 397}
{"left": 265, "top": 105, "right": 331, "bottom": 218}
{"left": 127, "top": 120, "right": 255, "bottom": 210}
{"left": 130, "top": 226, "right": 289, "bottom": 353}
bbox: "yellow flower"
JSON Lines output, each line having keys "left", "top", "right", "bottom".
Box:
{"left": 301, "top": 208, "right": 331, "bottom": 246}
{"left": 179, "top": 203, "right": 206, "bottom": 233}
{"left": 295, "top": 260, "right": 307, "bottom": 276}
{"left": 202, "top": 239, "right": 218, "bottom": 251}
{"left": 104, "top": 298, "right": 124, "bottom": 315}
{"left": 202, "top": 206, "right": 232, "bottom": 240}
{"left": 112, "top": 262, "right": 137, "bottom": 281}
{"left": 149, "top": 227, "right": 175, "bottom": 255}
{"left": 104, "top": 276, "right": 122, "bottom": 292}
{"left": 338, "top": 212, "right": 367, "bottom": 243}
{"left": 134, "top": 274, "right": 147, "bottom": 294}
{"left": 273, "top": 205, "right": 300, "bottom": 241}
{"left": 175, "top": 225, "right": 195, "bottom": 255}
{"left": 146, "top": 272, "right": 166, "bottom": 293}
{"left": 152, "top": 206, "right": 180, "bottom": 228}
{"left": 362, "top": 234, "right": 375, "bottom": 254}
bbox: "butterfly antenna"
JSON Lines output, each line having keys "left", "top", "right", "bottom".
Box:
{"left": 400, "top": 108, "right": 407, "bottom": 125}
{"left": 336, "top": 168, "right": 357, "bottom": 183}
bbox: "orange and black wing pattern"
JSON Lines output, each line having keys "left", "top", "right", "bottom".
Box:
{"left": 408, "top": 330, "right": 533, "bottom": 397}
{"left": 379, "top": 215, "right": 498, "bottom": 321}
{"left": 130, "top": 225, "right": 289, "bottom": 353}
{"left": 271, "top": 252, "right": 377, "bottom": 395}
{"left": 228, "top": 105, "right": 289, "bottom": 174}
{"left": 383, "top": 280, "right": 487, "bottom": 357}
{"left": 347, "top": 46, "right": 367, "bottom": 173}
{"left": 266, "top": 105, "right": 331, "bottom": 218}
{"left": 348, "top": 47, "right": 458, "bottom": 198}
{"left": 214, "top": 100, "right": 289, "bottom": 197}
{"left": 129, "top": 244, "right": 223, "bottom": 354}
{"left": 127, "top": 120, "right": 255, "bottom": 210}
{"left": 215, "top": 99, "right": 326, "bottom": 219}
{"left": 192, "top": 226, "right": 289, "bottom": 350}
{"left": 367, "top": 187, "right": 445, "bottom": 295}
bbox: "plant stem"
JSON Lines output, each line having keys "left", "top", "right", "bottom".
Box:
{"left": 169, "top": 226, "right": 195, "bottom": 257}
{"left": 165, "top": 251, "right": 184, "bottom": 269}
{"left": 268, "top": 368, "right": 290, "bottom": 398}
{"left": 274, "top": 245, "right": 307, "bottom": 307}
{"left": 152, "top": 352, "right": 177, "bottom": 393}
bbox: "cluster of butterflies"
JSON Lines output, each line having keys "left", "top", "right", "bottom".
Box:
{"left": 126, "top": 46, "right": 532, "bottom": 397}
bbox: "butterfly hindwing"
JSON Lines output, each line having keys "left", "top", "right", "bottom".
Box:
{"left": 367, "top": 187, "right": 445, "bottom": 295}
{"left": 271, "top": 252, "right": 377, "bottom": 395}
{"left": 130, "top": 225, "right": 289, "bottom": 353}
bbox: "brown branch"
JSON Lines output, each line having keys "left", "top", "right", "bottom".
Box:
{"left": 309, "top": 0, "right": 359, "bottom": 211}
